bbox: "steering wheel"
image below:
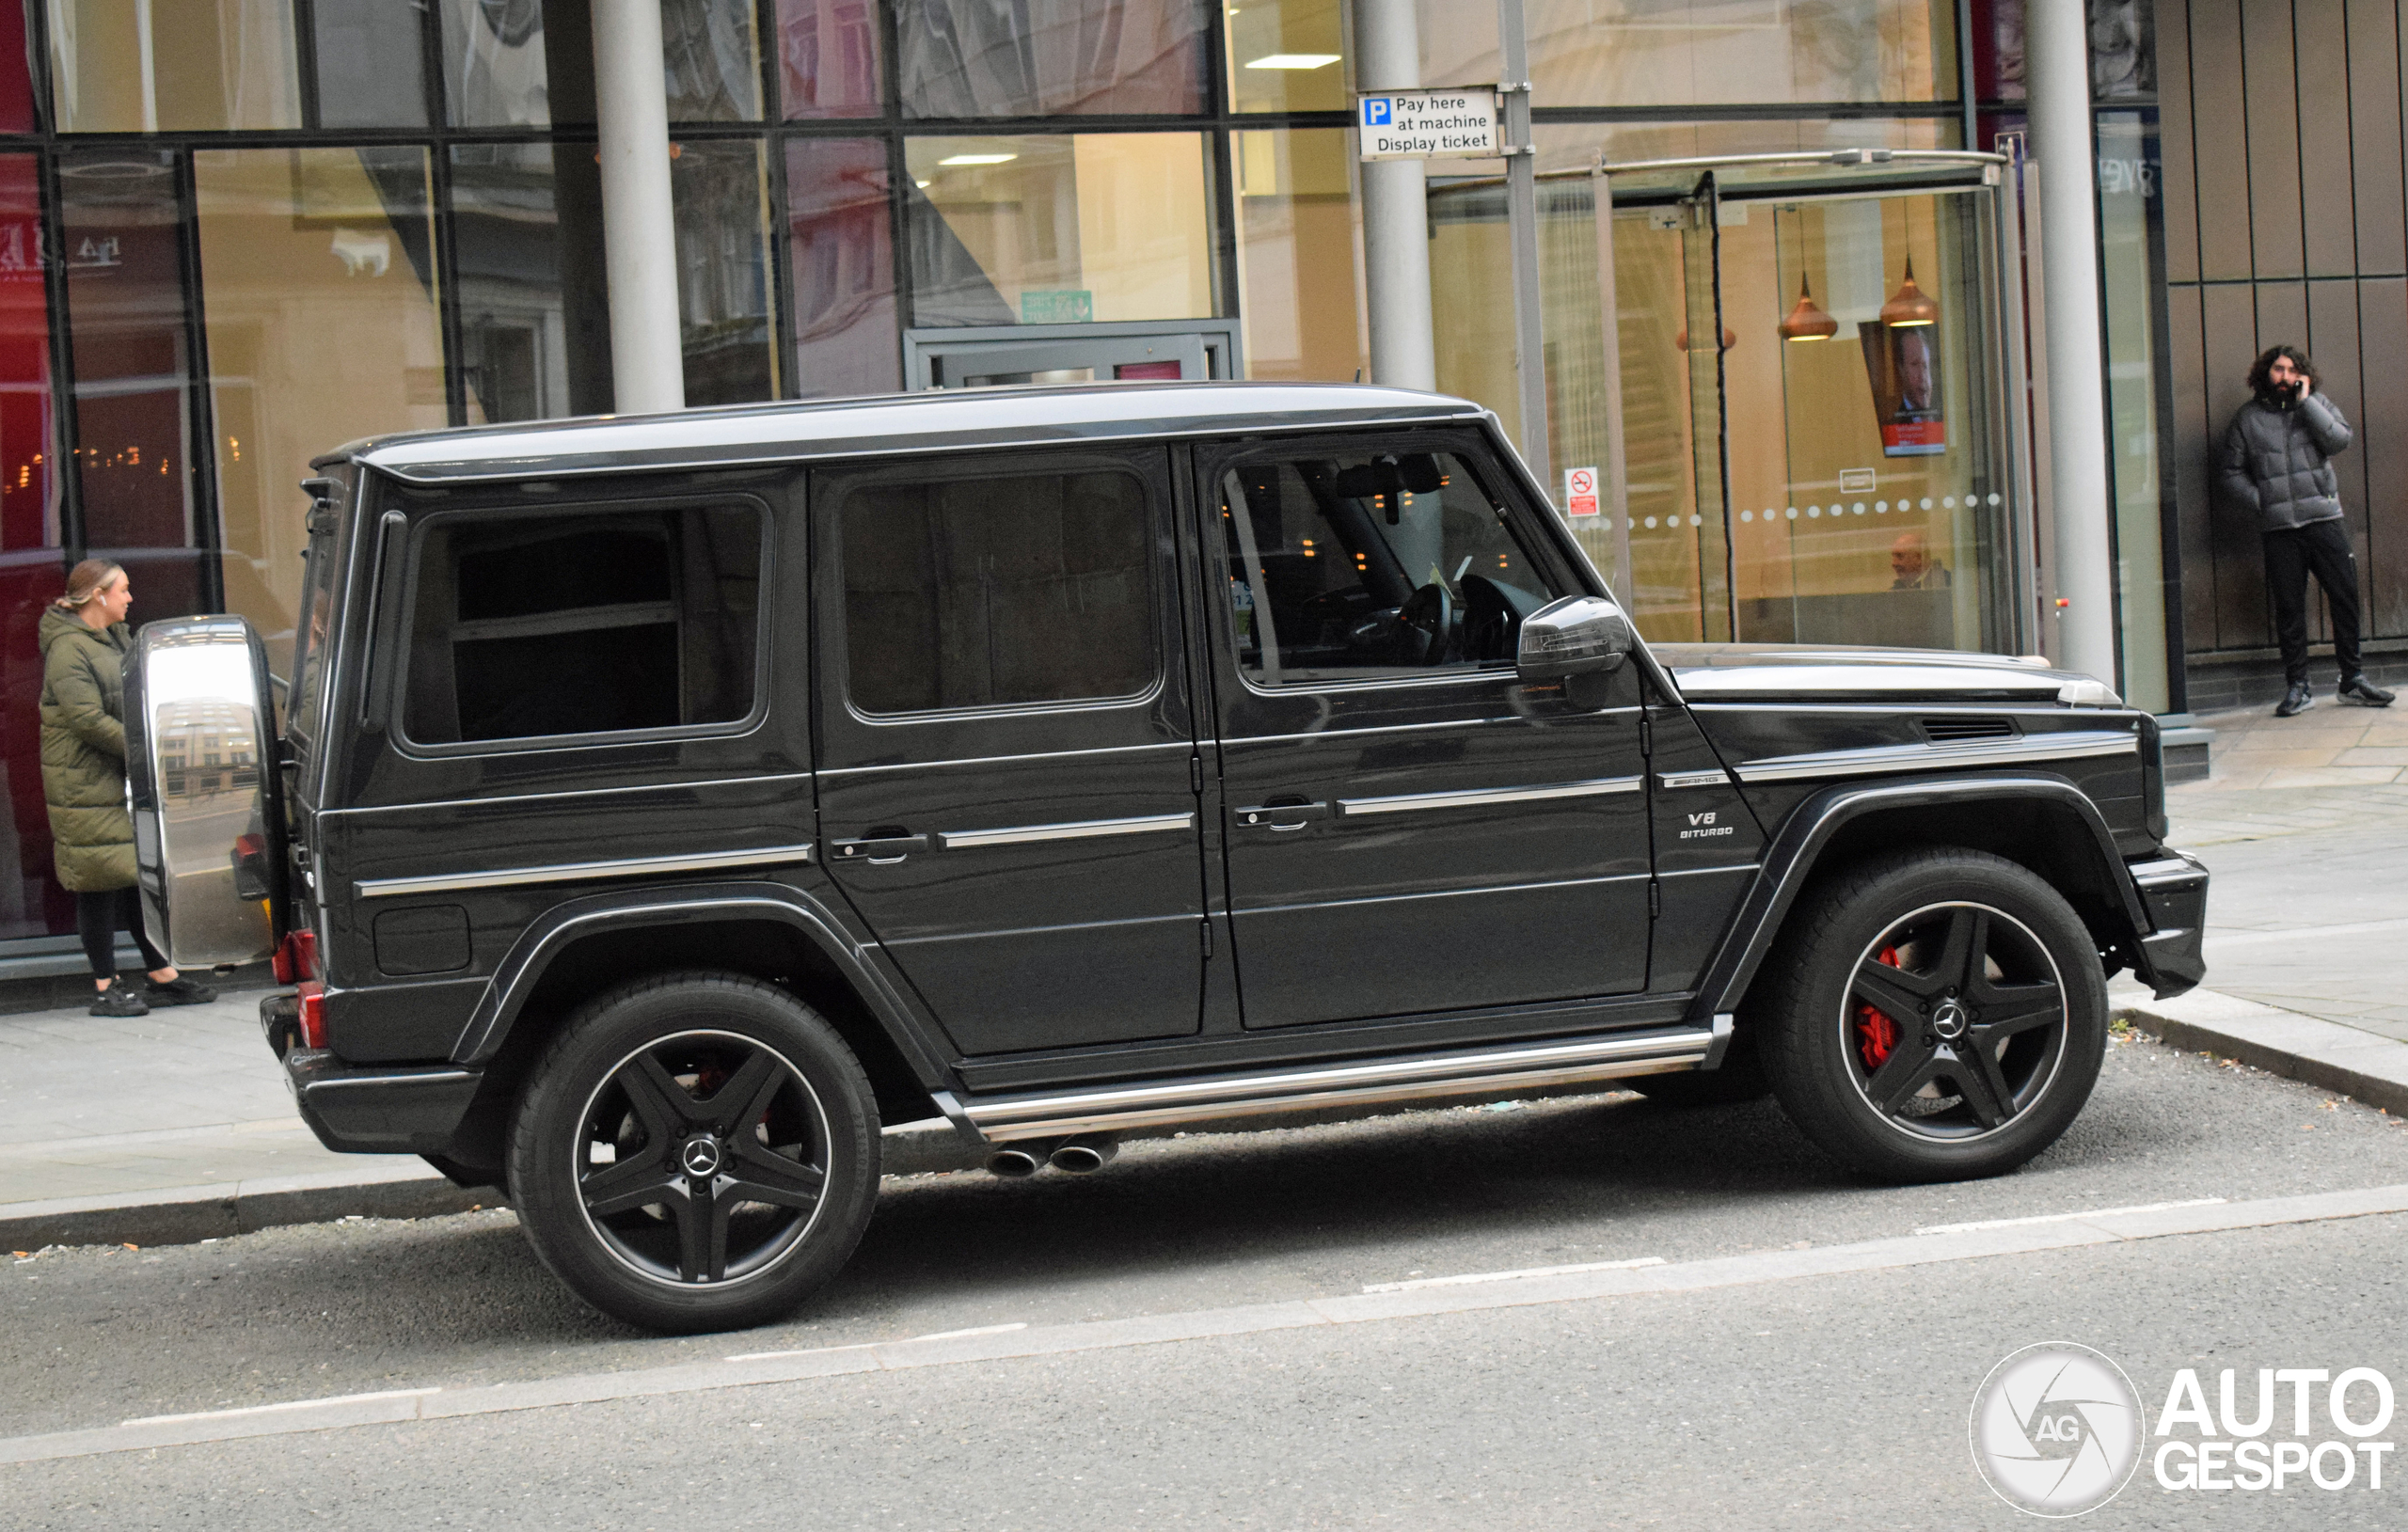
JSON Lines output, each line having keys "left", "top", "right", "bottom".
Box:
{"left": 1393, "top": 582, "right": 1455, "bottom": 666}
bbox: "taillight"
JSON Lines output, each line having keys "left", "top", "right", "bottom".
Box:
{"left": 296, "top": 982, "right": 326, "bottom": 1050}
{"left": 273, "top": 929, "right": 318, "bottom": 985}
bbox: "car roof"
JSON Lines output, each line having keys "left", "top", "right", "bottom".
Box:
{"left": 325, "top": 382, "right": 1492, "bottom": 485}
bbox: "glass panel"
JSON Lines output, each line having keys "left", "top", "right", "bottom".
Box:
{"left": 44, "top": 0, "right": 301, "bottom": 131}
{"left": 441, "top": 0, "right": 557, "bottom": 127}
{"left": 784, "top": 138, "right": 899, "bottom": 396}
{"left": 665, "top": 0, "right": 764, "bottom": 121}
{"left": 1525, "top": 0, "right": 1958, "bottom": 108}
{"left": 896, "top": 0, "right": 1209, "bottom": 117}
{"left": 776, "top": 0, "right": 884, "bottom": 118}
{"left": 1226, "top": 0, "right": 1345, "bottom": 113}
{"left": 672, "top": 139, "right": 780, "bottom": 406}
{"left": 451, "top": 143, "right": 617, "bottom": 420}
{"left": 840, "top": 466, "right": 1153, "bottom": 712}
{"left": 1685, "top": 183, "right": 1733, "bottom": 641}
{"left": 194, "top": 147, "right": 450, "bottom": 671}
{"left": 1726, "top": 190, "right": 2009, "bottom": 651}
{"left": 404, "top": 504, "right": 762, "bottom": 744}
{"left": 311, "top": 0, "right": 432, "bottom": 128}
{"left": 1232, "top": 129, "right": 1365, "bottom": 382}
{"left": 2099, "top": 111, "right": 2166, "bottom": 710}
{"left": 1217, "top": 446, "right": 1566, "bottom": 681}
{"left": 1974, "top": 0, "right": 2156, "bottom": 102}
{"left": 0, "top": 153, "right": 68, "bottom": 940}
{"left": 56, "top": 149, "right": 209, "bottom": 624}
{"left": 906, "top": 134, "right": 1215, "bottom": 326}
{"left": 0, "top": 2, "right": 35, "bottom": 132}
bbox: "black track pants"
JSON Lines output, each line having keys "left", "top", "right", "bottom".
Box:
{"left": 2264, "top": 518, "right": 2366, "bottom": 685}
{"left": 76, "top": 888, "right": 167, "bottom": 982}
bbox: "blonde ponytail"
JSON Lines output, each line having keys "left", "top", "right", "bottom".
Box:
{"left": 54, "top": 559, "right": 125, "bottom": 613}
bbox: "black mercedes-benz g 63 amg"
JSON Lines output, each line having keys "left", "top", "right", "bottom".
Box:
{"left": 120, "top": 383, "right": 2207, "bottom": 1332}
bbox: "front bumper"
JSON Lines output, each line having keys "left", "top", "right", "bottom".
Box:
{"left": 2128, "top": 852, "right": 2210, "bottom": 999}
{"left": 261, "top": 991, "right": 481, "bottom": 1155}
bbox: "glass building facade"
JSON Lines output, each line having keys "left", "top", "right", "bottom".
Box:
{"left": 0, "top": 0, "right": 2174, "bottom": 959}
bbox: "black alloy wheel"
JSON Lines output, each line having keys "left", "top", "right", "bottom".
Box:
{"left": 508, "top": 973, "right": 879, "bottom": 1333}
{"left": 1758, "top": 848, "right": 2106, "bottom": 1183}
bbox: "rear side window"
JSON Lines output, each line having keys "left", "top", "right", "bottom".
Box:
{"left": 403, "top": 502, "right": 762, "bottom": 745}
{"left": 839, "top": 467, "right": 1153, "bottom": 713}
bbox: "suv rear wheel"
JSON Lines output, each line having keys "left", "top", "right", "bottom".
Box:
{"left": 507, "top": 972, "right": 879, "bottom": 1333}
{"left": 1759, "top": 849, "right": 2105, "bottom": 1183}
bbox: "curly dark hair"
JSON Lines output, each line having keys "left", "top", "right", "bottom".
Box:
{"left": 2247, "top": 344, "right": 2315, "bottom": 394}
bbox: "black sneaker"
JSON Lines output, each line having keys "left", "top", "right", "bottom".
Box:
{"left": 2274, "top": 681, "right": 2313, "bottom": 718}
{"left": 2339, "top": 674, "right": 2397, "bottom": 707}
{"left": 144, "top": 974, "right": 218, "bottom": 1007}
{"left": 89, "top": 985, "right": 149, "bottom": 1018}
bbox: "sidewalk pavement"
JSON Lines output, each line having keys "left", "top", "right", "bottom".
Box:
{"left": 8, "top": 698, "right": 2407, "bottom": 1252}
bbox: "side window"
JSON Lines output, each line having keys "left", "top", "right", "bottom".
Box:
{"left": 839, "top": 466, "right": 1153, "bottom": 713}
{"left": 403, "top": 502, "right": 762, "bottom": 745}
{"left": 1217, "top": 444, "right": 1566, "bottom": 682}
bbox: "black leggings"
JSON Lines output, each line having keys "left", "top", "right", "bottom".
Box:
{"left": 76, "top": 888, "right": 167, "bottom": 982}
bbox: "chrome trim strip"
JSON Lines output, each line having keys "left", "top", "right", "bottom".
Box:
{"left": 939, "top": 813, "right": 1196, "bottom": 850}
{"left": 355, "top": 844, "right": 816, "bottom": 899}
{"left": 323, "top": 771, "right": 816, "bottom": 819}
{"left": 819, "top": 740, "right": 1190, "bottom": 780}
{"left": 967, "top": 1028, "right": 1717, "bottom": 1140}
{"left": 1228, "top": 708, "right": 1643, "bottom": 749}
{"left": 1337, "top": 776, "right": 1642, "bottom": 817}
{"left": 1733, "top": 730, "right": 2138, "bottom": 784}
{"left": 1656, "top": 769, "right": 1732, "bottom": 790}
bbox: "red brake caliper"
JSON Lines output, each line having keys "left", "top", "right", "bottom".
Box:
{"left": 1856, "top": 945, "right": 1903, "bottom": 1070}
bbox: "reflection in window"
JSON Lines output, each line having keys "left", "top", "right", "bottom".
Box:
{"left": 311, "top": 0, "right": 432, "bottom": 128}
{"left": 452, "top": 143, "right": 617, "bottom": 421}
{"left": 56, "top": 149, "right": 208, "bottom": 623}
{"left": 0, "top": 5, "right": 34, "bottom": 132}
{"left": 44, "top": 0, "right": 300, "bottom": 131}
{"left": 1226, "top": 0, "right": 1346, "bottom": 113}
{"left": 777, "top": 0, "right": 883, "bottom": 118}
{"left": 906, "top": 134, "right": 1215, "bottom": 327}
{"left": 785, "top": 139, "right": 899, "bottom": 396}
{"left": 1218, "top": 447, "right": 1562, "bottom": 681}
{"left": 897, "top": 0, "right": 1209, "bottom": 117}
{"left": 404, "top": 505, "right": 762, "bottom": 744}
{"left": 1521, "top": 0, "right": 1958, "bottom": 108}
{"left": 442, "top": 0, "right": 555, "bottom": 127}
{"left": 194, "top": 147, "right": 449, "bottom": 666}
{"left": 665, "top": 0, "right": 764, "bottom": 120}
{"left": 1234, "top": 130, "right": 1364, "bottom": 382}
{"left": 0, "top": 153, "right": 66, "bottom": 941}
{"left": 840, "top": 468, "right": 1153, "bottom": 712}
{"left": 672, "top": 140, "right": 781, "bottom": 406}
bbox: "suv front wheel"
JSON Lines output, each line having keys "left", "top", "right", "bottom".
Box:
{"left": 1759, "top": 849, "right": 2106, "bottom": 1183}
{"left": 507, "top": 972, "right": 880, "bottom": 1332}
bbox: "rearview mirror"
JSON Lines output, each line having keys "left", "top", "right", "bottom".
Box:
{"left": 1515, "top": 594, "right": 1633, "bottom": 682}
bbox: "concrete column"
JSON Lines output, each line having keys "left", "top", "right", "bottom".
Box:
{"left": 2026, "top": 1, "right": 2116, "bottom": 684}
{"left": 591, "top": 0, "right": 686, "bottom": 413}
{"left": 1354, "top": 0, "right": 1435, "bottom": 392}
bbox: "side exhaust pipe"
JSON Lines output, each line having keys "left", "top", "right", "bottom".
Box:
{"left": 1048, "top": 1135, "right": 1119, "bottom": 1175}
{"left": 984, "top": 1141, "right": 1057, "bottom": 1178}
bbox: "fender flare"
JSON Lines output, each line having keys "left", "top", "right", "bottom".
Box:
{"left": 1690, "top": 773, "right": 2152, "bottom": 1023}
{"left": 447, "top": 878, "right": 953, "bottom": 1090}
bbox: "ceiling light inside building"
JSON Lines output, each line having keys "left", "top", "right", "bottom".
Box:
{"left": 1245, "top": 54, "right": 1341, "bottom": 70}
{"left": 938, "top": 153, "right": 1018, "bottom": 166}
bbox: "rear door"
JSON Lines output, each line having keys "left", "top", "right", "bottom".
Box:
{"left": 1202, "top": 429, "right": 1652, "bottom": 1029}
{"left": 812, "top": 446, "right": 1207, "bottom": 1056}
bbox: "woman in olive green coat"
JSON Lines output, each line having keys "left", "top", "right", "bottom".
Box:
{"left": 39, "top": 559, "right": 215, "bottom": 1018}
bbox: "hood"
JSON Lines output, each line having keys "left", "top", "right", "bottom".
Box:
{"left": 1652, "top": 643, "right": 2117, "bottom": 706}
{"left": 37, "top": 606, "right": 111, "bottom": 656}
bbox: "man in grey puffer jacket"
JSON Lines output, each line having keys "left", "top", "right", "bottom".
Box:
{"left": 2220, "top": 344, "right": 2396, "bottom": 717}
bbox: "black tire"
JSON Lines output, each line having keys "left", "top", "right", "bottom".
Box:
{"left": 1758, "top": 848, "right": 2106, "bottom": 1183}
{"left": 506, "top": 972, "right": 880, "bottom": 1333}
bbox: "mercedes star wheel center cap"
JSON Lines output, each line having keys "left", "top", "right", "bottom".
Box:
{"left": 1931, "top": 999, "right": 1971, "bottom": 1040}
{"left": 681, "top": 1137, "right": 723, "bottom": 1177}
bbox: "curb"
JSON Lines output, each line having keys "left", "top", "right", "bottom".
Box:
{"left": 2115, "top": 987, "right": 2408, "bottom": 1116}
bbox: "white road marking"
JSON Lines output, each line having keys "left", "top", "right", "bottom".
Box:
{"left": 9, "top": 1182, "right": 2404, "bottom": 1467}
{"left": 722, "top": 1343, "right": 878, "bottom": 1364}
{"left": 1363, "top": 1256, "right": 1665, "bottom": 1293}
{"left": 1912, "top": 1197, "right": 2226, "bottom": 1236}
{"left": 907, "top": 1322, "right": 1029, "bottom": 1342}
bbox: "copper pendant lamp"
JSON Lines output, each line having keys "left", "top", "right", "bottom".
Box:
{"left": 1672, "top": 324, "right": 1737, "bottom": 353}
{"left": 1779, "top": 274, "right": 1838, "bottom": 341}
{"left": 1880, "top": 256, "right": 1939, "bottom": 328}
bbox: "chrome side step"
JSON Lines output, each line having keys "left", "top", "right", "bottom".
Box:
{"left": 962, "top": 1019, "right": 1731, "bottom": 1143}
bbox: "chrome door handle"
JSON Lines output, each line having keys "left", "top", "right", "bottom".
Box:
{"left": 1233, "top": 801, "right": 1329, "bottom": 830}
{"left": 832, "top": 833, "right": 929, "bottom": 865}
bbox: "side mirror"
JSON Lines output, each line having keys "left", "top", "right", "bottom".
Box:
{"left": 1515, "top": 594, "right": 1634, "bottom": 682}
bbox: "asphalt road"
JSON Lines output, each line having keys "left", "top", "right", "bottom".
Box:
{"left": 6, "top": 1031, "right": 2406, "bottom": 1527}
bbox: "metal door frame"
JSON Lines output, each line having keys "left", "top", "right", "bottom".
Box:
{"left": 904, "top": 320, "right": 1244, "bottom": 391}
{"left": 1590, "top": 149, "right": 2032, "bottom": 655}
